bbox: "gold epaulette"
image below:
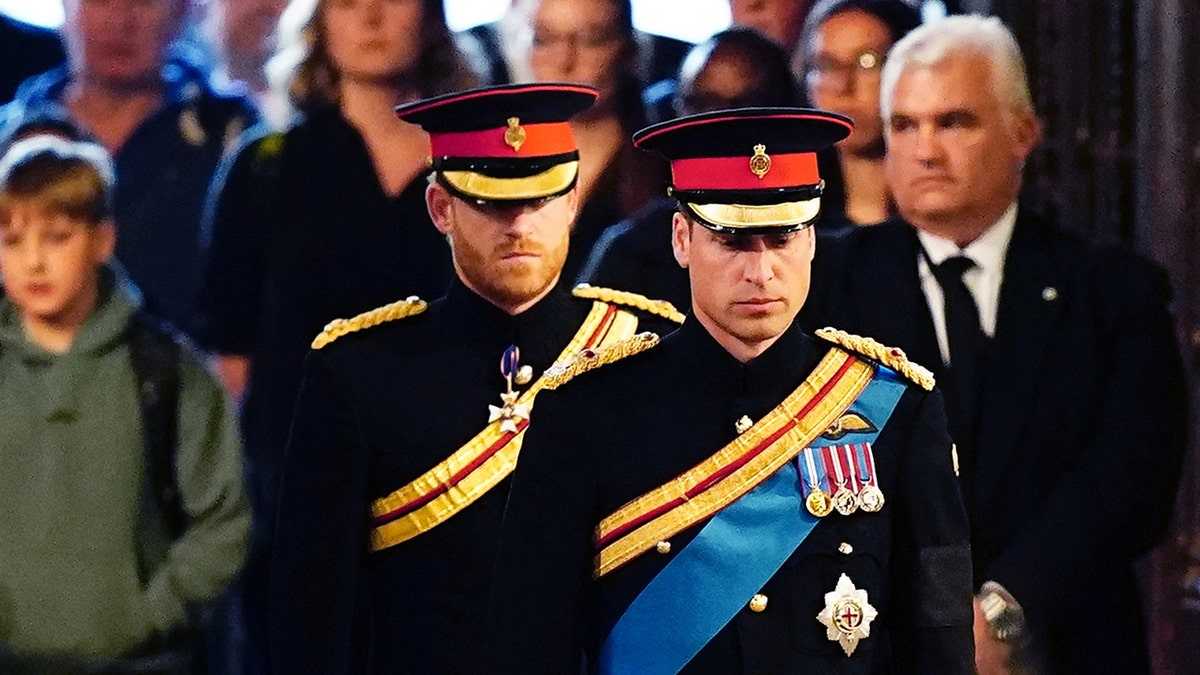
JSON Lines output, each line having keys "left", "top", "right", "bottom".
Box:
{"left": 814, "top": 327, "right": 935, "bottom": 391}
{"left": 311, "top": 297, "right": 427, "bottom": 350}
{"left": 542, "top": 332, "right": 660, "bottom": 390}
{"left": 572, "top": 284, "right": 686, "bottom": 324}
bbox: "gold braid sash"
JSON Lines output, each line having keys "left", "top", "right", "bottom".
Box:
{"left": 368, "top": 301, "right": 646, "bottom": 552}
{"left": 594, "top": 348, "right": 875, "bottom": 577}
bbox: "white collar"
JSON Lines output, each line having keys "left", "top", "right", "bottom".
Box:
{"left": 917, "top": 202, "right": 1017, "bottom": 274}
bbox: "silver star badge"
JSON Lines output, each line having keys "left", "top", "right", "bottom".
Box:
{"left": 488, "top": 391, "right": 531, "bottom": 434}
{"left": 816, "top": 573, "right": 878, "bottom": 656}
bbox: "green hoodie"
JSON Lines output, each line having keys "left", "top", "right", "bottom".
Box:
{"left": 0, "top": 265, "right": 249, "bottom": 659}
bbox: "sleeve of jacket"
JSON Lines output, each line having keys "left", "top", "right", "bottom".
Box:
{"left": 268, "top": 349, "right": 372, "bottom": 675}
{"left": 142, "top": 350, "right": 251, "bottom": 633}
{"left": 195, "top": 132, "right": 276, "bottom": 355}
{"left": 485, "top": 389, "right": 598, "bottom": 675}
{"left": 983, "top": 253, "right": 1187, "bottom": 637}
{"left": 888, "top": 386, "right": 975, "bottom": 673}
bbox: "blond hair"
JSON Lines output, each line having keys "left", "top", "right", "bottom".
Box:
{"left": 0, "top": 135, "right": 115, "bottom": 226}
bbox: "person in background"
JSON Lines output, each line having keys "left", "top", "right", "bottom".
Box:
{"left": 729, "top": 0, "right": 815, "bottom": 54}
{"left": 0, "top": 11, "right": 65, "bottom": 105}
{"left": 512, "top": 0, "right": 669, "bottom": 280}
{"left": 0, "top": 0, "right": 258, "bottom": 339}
{"left": 796, "top": 0, "right": 921, "bottom": 230}
{"left": 580, "top": 27, "right": 803, "bottom": 310}
{"left": 197, "top": 0, "right": 474, "bottom": 669}
{"left": 200, "top": 0, "right": 290, "bottom": 127}
{"left": 804, "top": 15, "right": 1187, "bottom": 674}
{"left": 0, "top": 135, "right": 248, "bottom": 673}
{"left": 459, "top": 0, "right": 691, "bottom": 90}
{"left": 270, "top": 83, "right": 682, "bottom": 674}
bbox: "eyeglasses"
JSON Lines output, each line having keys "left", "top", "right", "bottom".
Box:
{"left": 805, "top": 50, "right": 885, "bottom": 91}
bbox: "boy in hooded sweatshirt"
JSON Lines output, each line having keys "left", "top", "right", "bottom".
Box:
{"left": 0, "top": 135, "right": 249, "bottom": 671}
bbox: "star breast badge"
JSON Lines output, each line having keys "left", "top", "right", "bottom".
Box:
{"left": 816, "top": 573, "right": 878, "bottom": 656}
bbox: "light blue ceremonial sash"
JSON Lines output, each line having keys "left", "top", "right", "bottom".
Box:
{"left": 598, "top": 366, "right": 907, "bottom": 675}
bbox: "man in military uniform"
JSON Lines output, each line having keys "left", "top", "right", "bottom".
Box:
{"left": 268, "top": 84, "right": 684, "bottom": 675}
{"left": 486, "top": 108, "right": 974, "bottom": 673}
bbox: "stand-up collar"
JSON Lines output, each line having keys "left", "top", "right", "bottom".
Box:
{"left": 666, "top": 314, "right": 820, "bottom": 394}
{"left": 436, "top": 277, "right": 584, "bottom": 372}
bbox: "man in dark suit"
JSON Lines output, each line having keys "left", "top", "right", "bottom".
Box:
{"left": 803, "top": 15, "right": 1187, "bottom": 675}
{"left": 487, "top": 107, "right": 973, "bottom": 673}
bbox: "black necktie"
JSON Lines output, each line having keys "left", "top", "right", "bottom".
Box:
{"left": 929, "top": 255, "right": 988, "bottom": 447}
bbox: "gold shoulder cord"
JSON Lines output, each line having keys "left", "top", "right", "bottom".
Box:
{"left": 542, "top": 332, "right": 660, "bottom": 390}
{"left": 572, "top": 284, "right": 686, "bottom": 325}
{"left": 311, "top": 297, "right": 428, "bottom": 349}
{"left": 814, "top": 327, "right": 935, "bottom": 391}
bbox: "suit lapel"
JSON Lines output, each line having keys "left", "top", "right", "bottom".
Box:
{"left": 972, "top": 213, "right": 1065, "bottom": 503}
{"left": 849, "top": 223, "right": 944, "bottom": 376}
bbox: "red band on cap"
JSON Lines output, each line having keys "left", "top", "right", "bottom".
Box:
{"left": 671, "top": 152, "right": 820, "bottom": 191}
{"left": 430, "top": 122, "right": 576, "bottom": 159}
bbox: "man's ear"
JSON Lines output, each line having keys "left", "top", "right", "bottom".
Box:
{"left": 671, "top": 211, "right": 691, "bottom": 269}
{"left": 94, "top": 219, "right": 117, "bottom": 262}
{"left": 426, "top": 182, "right": 455, "bottom": 236}
{"left": 1011, "top": 108, "right": 1042, "bottom": 164}
{"left": 563, "top": 182, "right": 581, "bottom": 224}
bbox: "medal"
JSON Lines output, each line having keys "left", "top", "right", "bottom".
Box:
{"left": 854, "top": 443, "right": 885, "bottom": 513}
{"left": 816, "top": 573, "right": 878, "bottom": 656}
{"left": 487, "top": 345, "right": 531, "bottom": 434}
{"left": 802, "top": 448, "right": 832, "bottom": 518}
{"left": 827, "top": 446, "right": 858, "bottom": 516}
{"left": 858, "top": 485, "right": 885, "bottom": 512}
{"left": 806, "top": 491, "right": 833, "bottom": 518}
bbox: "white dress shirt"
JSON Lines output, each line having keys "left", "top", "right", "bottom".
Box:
{"left": 916, "top": 203, "right": 1018, "bottom": 365}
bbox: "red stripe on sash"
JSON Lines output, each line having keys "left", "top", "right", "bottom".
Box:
{"left": 595, "top": 355, "right": 860, "bottom": 549}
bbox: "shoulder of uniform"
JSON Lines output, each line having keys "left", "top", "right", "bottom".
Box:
{"left": 311, "top": 296, "right": 428, "bottom": 350}
{"left": 814, "top": 326, "right": 935, "bottom": 391}
{"left": 572, "top": 283, "right": 685, "bottom": 324}
{"left": 542, "top": 331, "right": 661, "bottom": 390}
{"left": 252, "top": 130, "right": 286, "bottom": 160}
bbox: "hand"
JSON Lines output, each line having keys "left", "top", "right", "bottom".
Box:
{"left": 974, "top": 596, "right": 1014, "bottom": 675}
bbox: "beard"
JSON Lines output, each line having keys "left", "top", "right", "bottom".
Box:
{"left": 451, "top": 234, "right": 569, "bottom": 311}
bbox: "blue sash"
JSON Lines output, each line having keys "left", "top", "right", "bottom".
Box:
{"left": 598, "top": 366, "right": 906, "bottom": 675}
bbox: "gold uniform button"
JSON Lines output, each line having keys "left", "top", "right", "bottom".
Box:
{"left": 749, "top": 594, "right": 768, "bottom": 612}
{"left": 655, "top": 541, "right": 671, "bottom": 554}
{"left": 838, "top": 542, "right": 853, "bottom": 555}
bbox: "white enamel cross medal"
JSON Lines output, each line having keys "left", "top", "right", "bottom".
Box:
{"left": 488, "top": 345, "right": 532, "bottom": 434}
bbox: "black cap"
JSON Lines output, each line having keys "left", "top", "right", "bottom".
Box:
{"left": 396, "top": 83, "right": 598, "bottom": 203}
{"left": 633, "top": 107, "right": 852, "bottom": 233}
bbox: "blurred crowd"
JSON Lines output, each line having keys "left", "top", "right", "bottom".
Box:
{"left": 0, "top": 1, "right": 1193, "bottom": 674}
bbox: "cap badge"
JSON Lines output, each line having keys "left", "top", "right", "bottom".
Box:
{"left": 504, "top": 116, "right": 526, "bottom": 152}
{"left": 817, "top": 573, "right": 878, "bottom": 656}
{"left": 749, "top": 143, "right": 771, "bottom": 179}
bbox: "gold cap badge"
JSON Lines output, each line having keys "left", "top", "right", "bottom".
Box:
{"left": 504, "top": 116, "right": 526, "bottom": 152}
{"left": 749, "top": 143, "right": 771, "bottom": 179}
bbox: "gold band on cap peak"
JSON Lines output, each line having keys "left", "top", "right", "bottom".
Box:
{"left": 687, "top": 197, "right": 822, "bottom": 230}
{"left": 440, "top": 161, "right": 579, "bottom": 202}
